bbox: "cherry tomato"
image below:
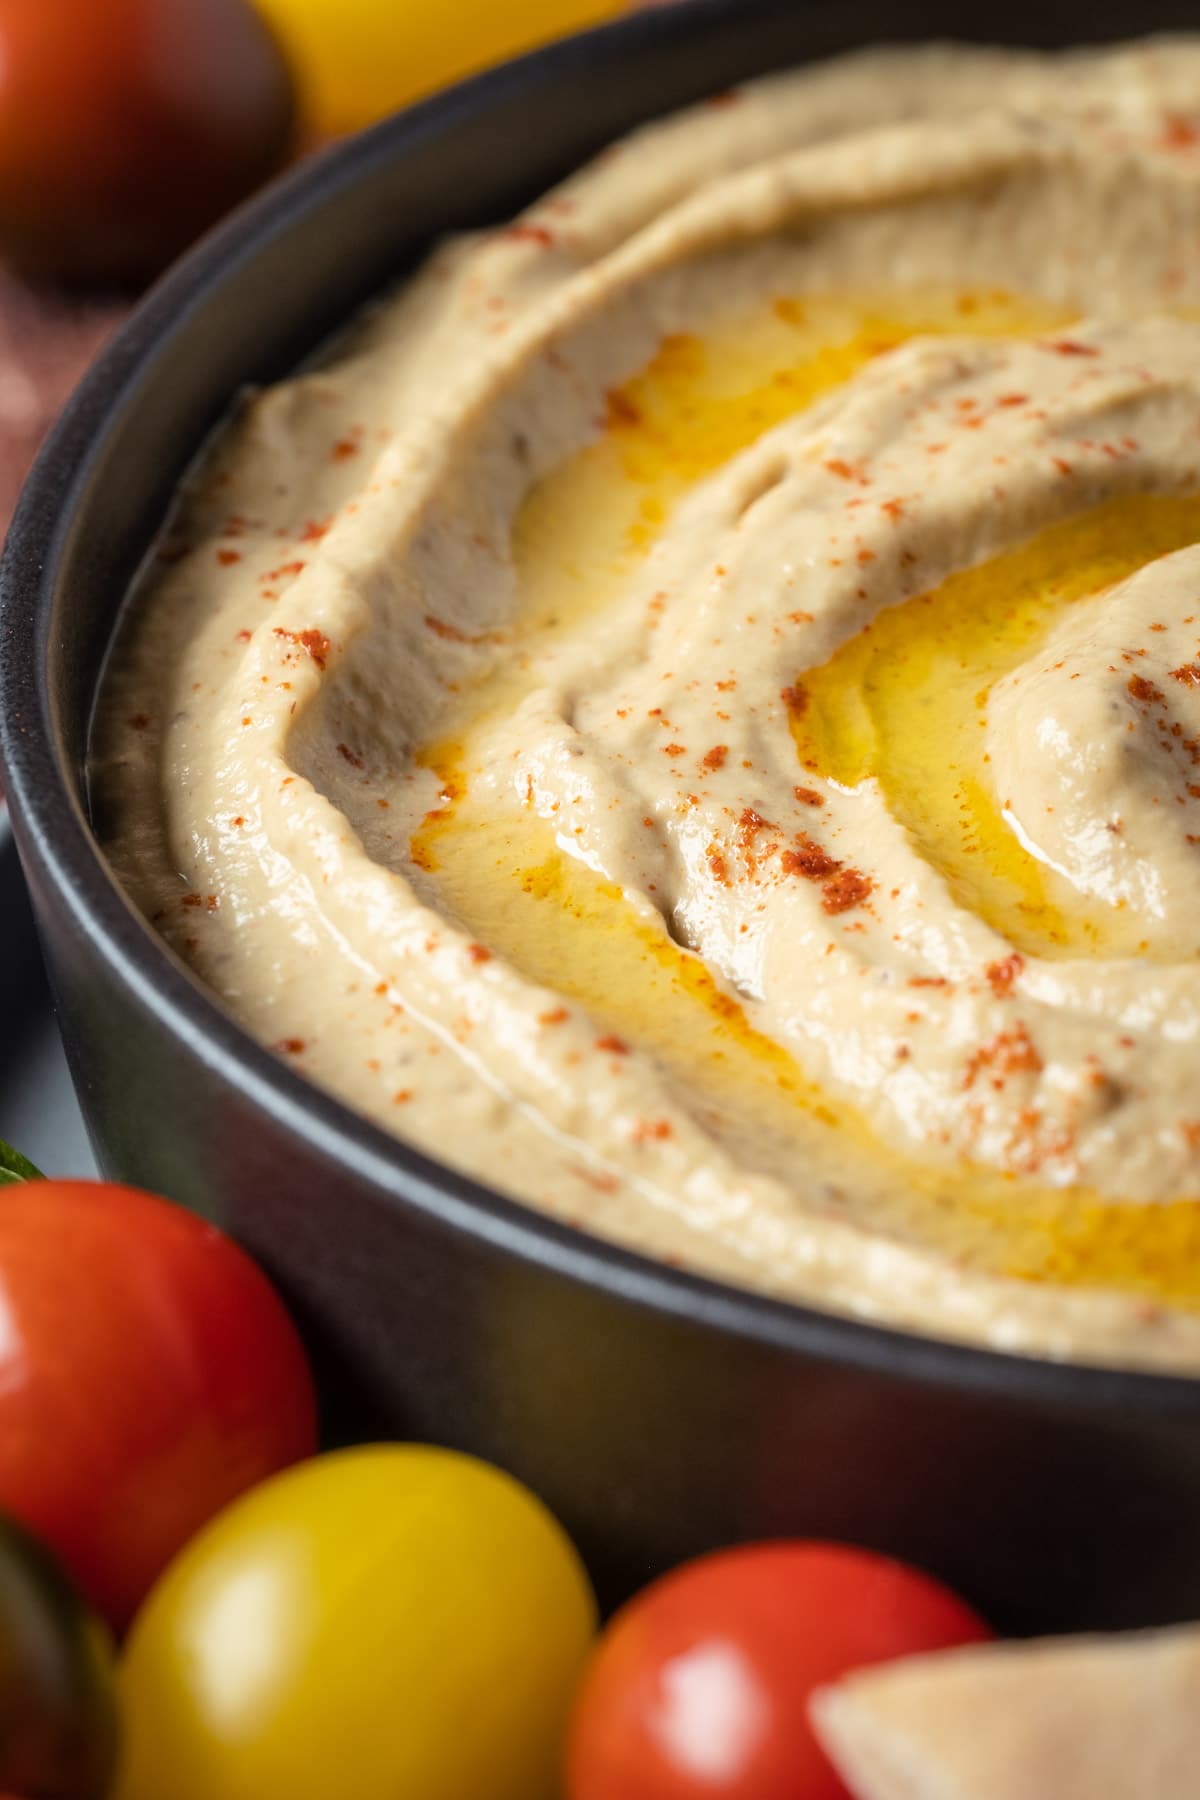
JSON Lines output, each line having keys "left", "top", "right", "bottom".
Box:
{"left": 566, "top": 1540, "right": 992, "bottom": 1800}
{"left": 0, "top": 1511, "right": 118, "bottom": 1800}
{"left": 252, "top": 0, "right": 628, "bottom": 135}
{"left": 0, "top": 1180, "right": 316, "bottom": 1631}
{"left": 0, "top": 0, "right": 295, "bottom": 281}
{"left": 115, "top": 1445, "right": 597, "bottom": 1800}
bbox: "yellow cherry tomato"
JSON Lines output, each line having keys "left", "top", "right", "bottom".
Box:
{"left": 254, "top": 0, "right": 631, "bottom": 135}
{"left": 114, "top": 1445, "right": 597, "bottom": 1800}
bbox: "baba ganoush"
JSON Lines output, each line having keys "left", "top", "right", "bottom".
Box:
{"left": 93, "top": 38, "right": 1200, "bottom": 1370}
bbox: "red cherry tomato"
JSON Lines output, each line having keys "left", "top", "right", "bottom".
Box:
{"left": 565, "top": 1540, "right": 992, "bottom": 1800}
{"left": 0, "top": 1181, "right": 316, "bottom": 1631}
{"left": 0, "top": 0, "right": 295, "bottom": 281}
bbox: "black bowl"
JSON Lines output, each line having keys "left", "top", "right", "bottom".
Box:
{"left": 4, "top": 0, "right": 1200, "bottom": 1632}
{"left": 0, "top": 810, "right": 43, "bottom": 1017}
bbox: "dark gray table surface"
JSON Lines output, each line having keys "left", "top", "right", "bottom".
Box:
{"left": 1, "top": 818, "right": 99, "bottom": 1177}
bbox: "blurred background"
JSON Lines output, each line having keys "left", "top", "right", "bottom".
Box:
{"left": 0, "top": 0, "right": 671, "bottom": 537}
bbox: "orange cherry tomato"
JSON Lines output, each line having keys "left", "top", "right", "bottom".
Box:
{"left": 0, "top": 0, "right": 296, "bottom": 281}
{"left": 566, "top": 1540, "right": 993, "bottom": 1800}
{"left": 0, "top": 1180, "right": 317, "bottom": 1630}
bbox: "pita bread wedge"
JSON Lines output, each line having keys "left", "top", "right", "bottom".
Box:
{"left": 810, "top": 1624, "right": 1200, "bottom": 1800}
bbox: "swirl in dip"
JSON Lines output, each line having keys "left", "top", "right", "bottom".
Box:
{"left": 94, "top": 38, "right": 1200, "bottom": 1370}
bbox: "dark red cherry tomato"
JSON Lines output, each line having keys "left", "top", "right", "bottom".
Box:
{"left": 0, "top": 1510, "right": 118, "bottom": 1800}
{"left": 0, "top": 0, "right": 295, "bottom": 281}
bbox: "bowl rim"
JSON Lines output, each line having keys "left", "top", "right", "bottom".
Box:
{"left": 2, "top": 0, "right": 1197, "bottom": 1411}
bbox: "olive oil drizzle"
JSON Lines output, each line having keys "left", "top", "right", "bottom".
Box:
{"left": 412, "top": 289, "right": 1200, "bottom": 1307}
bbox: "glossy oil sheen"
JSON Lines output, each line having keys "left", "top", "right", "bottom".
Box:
{"left": 414, "top": 293, "right": 1200, "bottom": 1307}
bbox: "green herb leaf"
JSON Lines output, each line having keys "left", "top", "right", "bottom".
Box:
{"left": 0, "top": 1138, "right": 43, "bottom": 1186}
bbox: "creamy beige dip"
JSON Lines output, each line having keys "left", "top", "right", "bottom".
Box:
{"left": 94, "top": 38, "right": 1200, "bottom": 1370}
